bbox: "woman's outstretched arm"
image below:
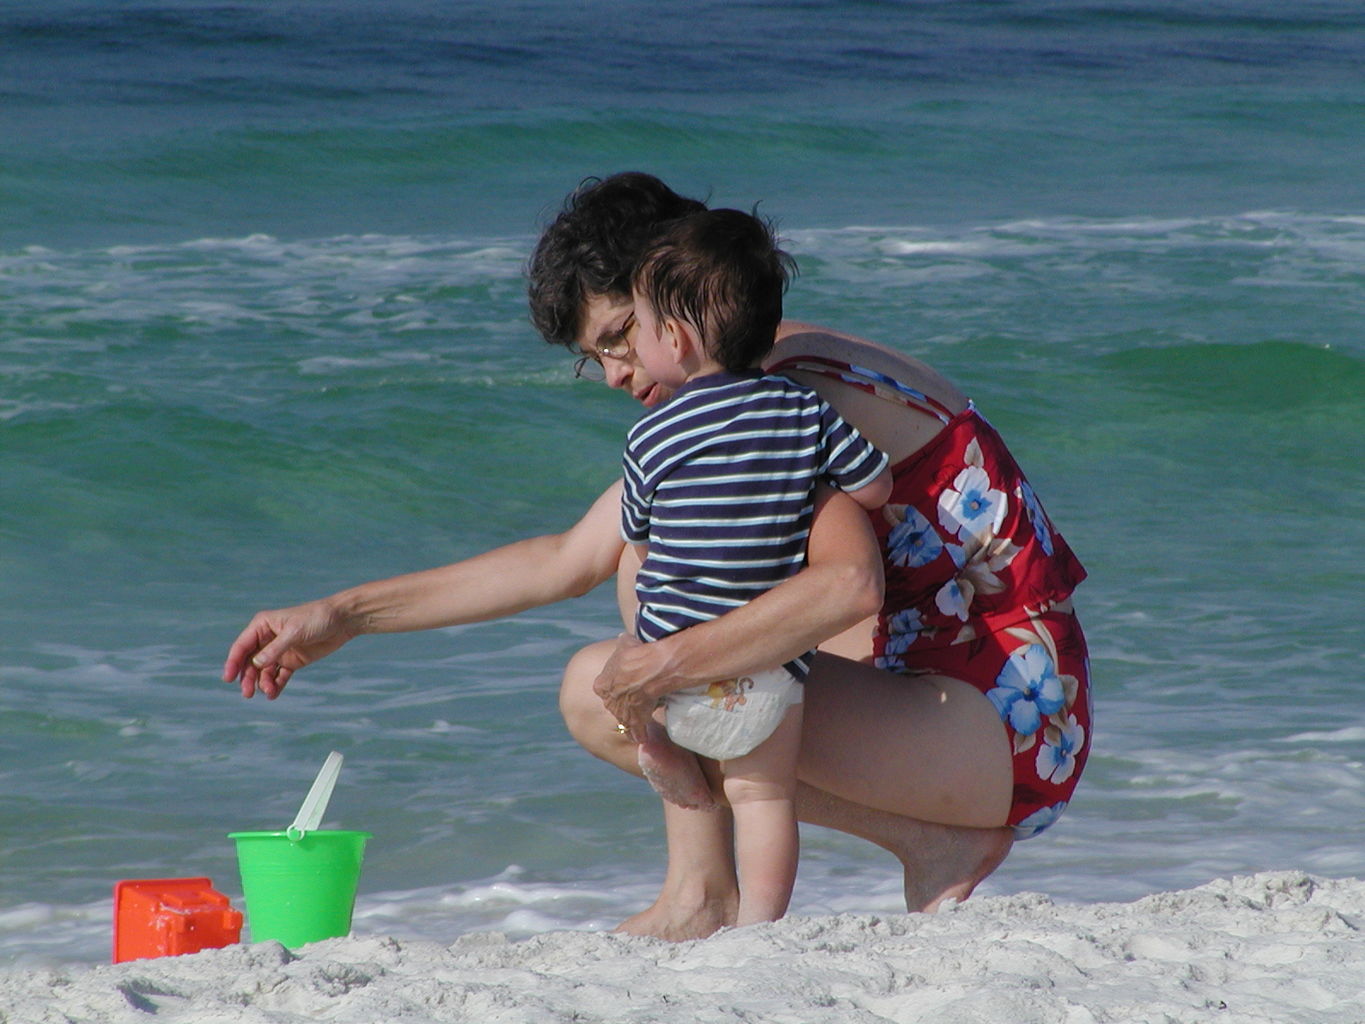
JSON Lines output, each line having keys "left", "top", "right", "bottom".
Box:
{"left": 223, "top": 480, "right": 629, "bottom": 699}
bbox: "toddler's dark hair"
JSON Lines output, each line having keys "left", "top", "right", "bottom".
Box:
{"left": 632, "top": 208, "right": 797, "bottom": 371}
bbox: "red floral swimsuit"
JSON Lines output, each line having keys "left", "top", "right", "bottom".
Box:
{"left": 771, "top": 357, "right": 1092, "bottom": 838}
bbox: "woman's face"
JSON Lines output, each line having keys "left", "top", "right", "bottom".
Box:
{"left": 575, "top": 292, "right": 673, "bottom": 408}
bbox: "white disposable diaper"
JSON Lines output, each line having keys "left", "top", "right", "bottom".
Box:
{"left": 663, "top": 667, "right": 803, "bottom": 761}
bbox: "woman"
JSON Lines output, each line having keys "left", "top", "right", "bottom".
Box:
{"left": 225, "top": 173, "right": 1092, "bottom": 941}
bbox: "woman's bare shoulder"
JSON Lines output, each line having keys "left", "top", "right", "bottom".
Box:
{"left": 771, "top": 322, "right": 969, "bottom": 412}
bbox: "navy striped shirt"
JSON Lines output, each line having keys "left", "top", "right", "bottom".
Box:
{"left": 621, "top": 370, "right": 889, "bottom": 678}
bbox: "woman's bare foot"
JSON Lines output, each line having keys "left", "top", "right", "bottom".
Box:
{"left": 637, "top": 722, "right": 717, "bottom": 810}
{"left": 898, "top": 824, "right": 1013, "bottom": 912}
{"left": 796, "top": 783, "right": 1013, "bottom": 912}
{"left": 615, "top": 798, "right": 740, "bottom": 941}
{"left": 614, "top": 890, "right": 737, "bottom": 942}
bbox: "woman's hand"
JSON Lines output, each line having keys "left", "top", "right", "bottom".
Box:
{"left": 593, "top": 633, "right": 667, "bottom": 742}
{"left": 221, "top": 599, "right": 356, "bottom": 700}
{"left": 218, "top": 481, "right": 632, "bottom": 705}
{"left": 591, "top": 486, "right": 884, "bottom": 737}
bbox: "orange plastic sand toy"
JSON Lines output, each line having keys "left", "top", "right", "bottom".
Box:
{"left": 112, "top": 877, "right": 243, "bottom": 963}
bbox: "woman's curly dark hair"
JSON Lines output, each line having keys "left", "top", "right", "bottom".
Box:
{"left": 527, "top": 172, "right": 707, "bottom": 347}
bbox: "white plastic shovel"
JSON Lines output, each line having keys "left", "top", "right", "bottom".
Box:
{"left": 286, "top": 751, "right": 344, "bottom": 840}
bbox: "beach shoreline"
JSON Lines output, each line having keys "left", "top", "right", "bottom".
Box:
{"left": 2, "top": 870, "right": 1360, "bottom": 1024}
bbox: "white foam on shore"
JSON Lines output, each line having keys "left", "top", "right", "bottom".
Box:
{"left": 2, "top": 871, "right": 1361, "bottom": 1024}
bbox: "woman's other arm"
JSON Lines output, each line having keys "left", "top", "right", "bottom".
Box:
{"left": 595, "top": 486, "right": 885, "bottom": 736}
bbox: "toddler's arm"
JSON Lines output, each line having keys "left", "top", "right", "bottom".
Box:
{"left": 844, "top": 463, "right": 893, "bottom": 511}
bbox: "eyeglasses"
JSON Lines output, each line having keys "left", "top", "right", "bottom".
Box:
{"left": 573, "top": 312, "right": 636, "bottom": 381}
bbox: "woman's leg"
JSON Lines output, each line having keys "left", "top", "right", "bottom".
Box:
{"left": 560, "top": 640, "right": 1017, "bottom": 930}
{"left": 560, "top": 640, "right": 739, "bottom": 939}
{"left": 799, "top": 652, "right": 1012, "bottom": 825}
{"left": 617, "top": 798, "right": 739, "bottom": 940}
{"left": 796, "top": 785, "right": 1013, "bottom": 912}
{"left": 797, "top": 652, "right": 1015, "bottom": 911}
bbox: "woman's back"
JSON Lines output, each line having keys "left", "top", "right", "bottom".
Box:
{"left": 768, "top": 324, "right": 968, "bottom": 465}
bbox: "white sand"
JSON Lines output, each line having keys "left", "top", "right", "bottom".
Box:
{"left": 2, "top": 871, "right": 1361, "bottom": 1024}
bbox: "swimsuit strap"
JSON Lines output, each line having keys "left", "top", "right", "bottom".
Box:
{"left": 768, "top": 355, "right": 957, "bottom": 425}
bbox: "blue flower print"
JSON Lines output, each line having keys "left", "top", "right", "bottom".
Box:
{"left": 1017, "top": 479, "right": 1054, "bottom": 556}
{"left": 938, "top": 464, "right": 1006, "bottom": 545}
{"left": 1036, "top": 713, "right": 1085, "bottom": 784}
{"left": 1012, "top": 801, "right": 1067, "bottom": 841}
{"left": 882, "top": 609, "right": 925, "bottom": 656}
{"left": 935, "top": 576, "right": 969, "bottom": 621}
{"left": 886, "top": 506, "right": 943, "bottom": 568}
{"left": 876, "top": 609, "right": 926, "bottom": 671}
{"left": 988, "top": 643, "right": 1066, "bottom": 736}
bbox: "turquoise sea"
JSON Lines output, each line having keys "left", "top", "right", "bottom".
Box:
{"left": 3, "top": 1, "right": 1363, "bottom": 967}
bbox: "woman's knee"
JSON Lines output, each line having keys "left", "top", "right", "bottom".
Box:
{"left": 559, "top": 641, "right": 613, "bottom": 737}
{"left": 560, "top": 639, "right": 646, "bottom": 775}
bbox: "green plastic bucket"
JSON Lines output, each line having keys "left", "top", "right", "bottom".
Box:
{"left": 228, "top": 830, "right": 371, "bottom": 948}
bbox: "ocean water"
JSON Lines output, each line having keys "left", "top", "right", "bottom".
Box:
{"left": 2, "top": 0, "right": 1363, "bottom": 968}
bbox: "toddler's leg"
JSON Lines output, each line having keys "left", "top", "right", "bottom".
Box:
{"left": 638, "top": 719, "right": 718, "bottom": 811}
{"left": 722, "top": 703, "right": 803, "bottom": 926}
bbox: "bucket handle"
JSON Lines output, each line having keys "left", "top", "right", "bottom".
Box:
{"left": 287, "top": 752, "right": 344, "bottom": 841}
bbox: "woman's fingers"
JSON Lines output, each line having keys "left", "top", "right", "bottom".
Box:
{"left": 593, "top": 633, "right": 656, "bottom": 738}
{"left": 591, "top": 633, "right": 630, "bottom": 699}
{"left": 256, "top": 663, "right": 292, "bottom": 700}
{"left": 249, "top": 626, "right": 298, "bottom": 672}
{"left": 223, "top": 612, "right": 305, "bottom": 698}
{"left": 222, "top": 616, "right": 275, "bottom": 682}
{"left": 620, "top": 704, "right": 652, "bottom": 744}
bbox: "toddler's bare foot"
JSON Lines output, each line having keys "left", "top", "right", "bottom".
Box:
{"left": 637, "top": 724, "right": 717, "bottom": 810}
